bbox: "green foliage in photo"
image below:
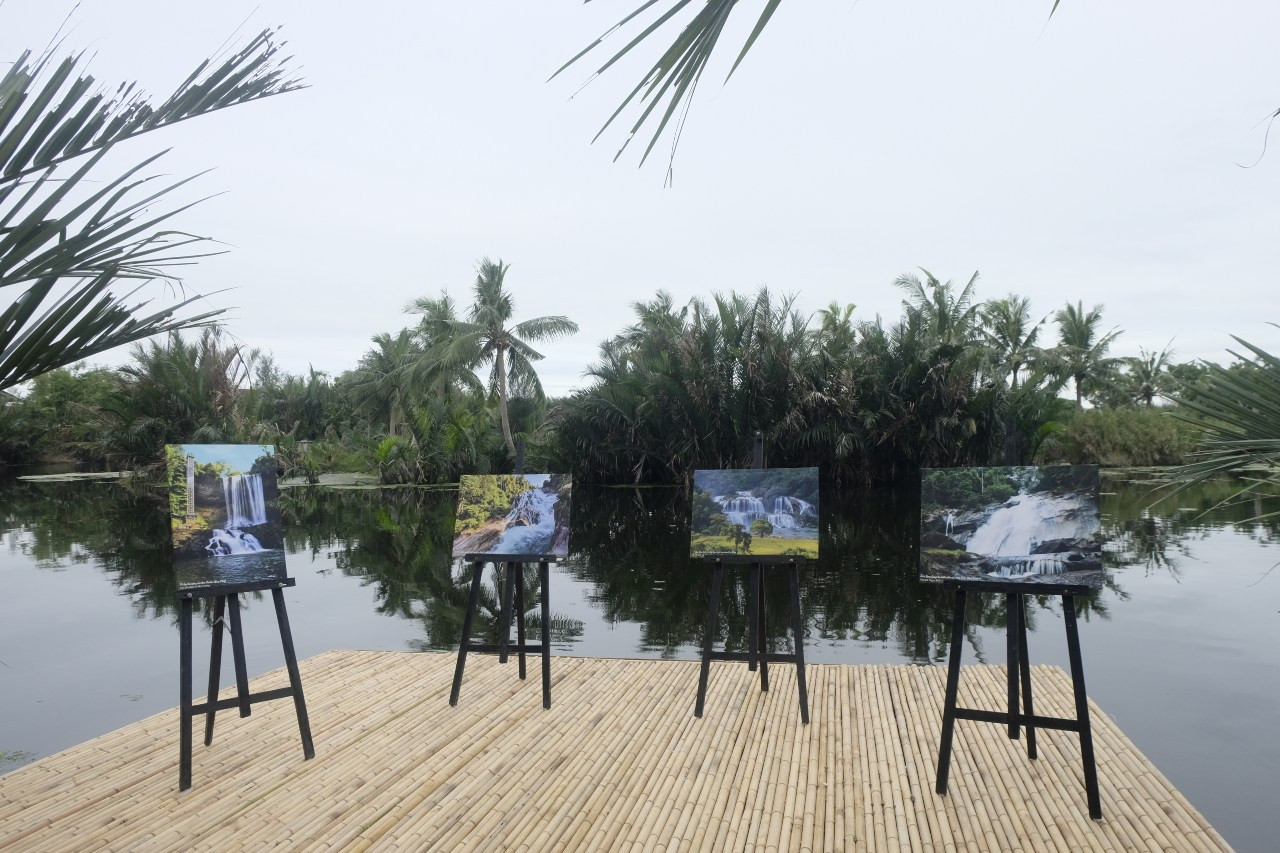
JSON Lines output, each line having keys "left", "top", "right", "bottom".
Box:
{"left": 454, "top": 475, "right": 534, "bottom": 536}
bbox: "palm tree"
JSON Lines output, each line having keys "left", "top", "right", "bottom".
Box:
{"left": 0, "top": 27, "right": 303, "bottom": 391}
{"left": 814, "top": 301, "right": 856, "bottom": 365}
{"left": 404, "top": 292, "right": 484, "bottom": 402}
{"left": 1125, "top": 344, "right": 1174, "bottom": 406}
{"left": 894, "top": 270, "right": 982, "bottom": 352}
{"left": 981, "top": 295, "right": 1045, "bottom": 390}
{"left": 91, "top": 328, "right": 252, "bottom": 467}
{"left": 432, "top": 259, "right": 578, "bottom": 459}
{"left": 1053, "top": 301, "right": 1122, "bottom": 410}
{"left": 347, "top": 330, "right": 418, "bottom": 437}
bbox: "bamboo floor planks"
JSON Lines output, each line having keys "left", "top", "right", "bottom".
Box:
{"left": 0, "top": 652, "right": 1232, "bottom": 852}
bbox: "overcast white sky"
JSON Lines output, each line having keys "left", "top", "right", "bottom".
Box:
{"left": 4, "top": 0, "right": 1278, "bottom": 396}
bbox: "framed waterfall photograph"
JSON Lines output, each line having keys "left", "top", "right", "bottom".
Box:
{"left": 689, "top": 467, "right": 820, "bottom": 559}
{"left": 166, "top": 444, "right": 288, "bottom": 591}
{"left": 919, "top": 465, "right": 1103, "bottom": 587}
{"left": 452, "top": 474, "right": 572, "bottom": 558}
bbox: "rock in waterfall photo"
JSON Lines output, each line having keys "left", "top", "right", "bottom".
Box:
{"left": 166, "top": 444, "right": 288, "bottom": 590}
{"left": 452, "top": 474, "right": 573, "bottom": 558}
{"left": 919, "top": 465, "right": 1103, "bottom": 586}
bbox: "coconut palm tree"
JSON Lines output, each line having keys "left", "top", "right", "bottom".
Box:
{"left": 1125, "top": 344, "right": 1174, "bottom": 406}
{"left": 981, "top": 295, "right": 1045, "bottom": 390}
{"left": 0, "top": 27, "right": 303, "bottom": 391}
{"left": 404, "top": 292, "right": 484, "bottom": 402}
{"left": 430, "top": 259, "right": 578, "bottom": 459}
{"left": 894, "top": 270, "right": 982, "bottom": 352}
{"left": 1053, "top": 301, "right": 1122, "bottom": 410}
{"left": 347, "top": 330, "right": 419, "bottom": 437}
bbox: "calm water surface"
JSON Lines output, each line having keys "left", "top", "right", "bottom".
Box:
{"left": 1, "top": 473, "right": 1277, "bottom": 850}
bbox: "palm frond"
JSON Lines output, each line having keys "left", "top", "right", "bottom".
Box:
{"left": 0, "top": 27, "right": 303, "bottom": 390}
{"left": 557, "top": 2, "right": 1067, "bottom": 177}
{"left": 1156, "top": 329, "right": 1280, "bottom": 509}
{"left": 0, "top": 272, "right": 222, "bottom": 388}
{"left": 553, "top": 0, "right": 747, "bottom": 174}
{"left": 1, "top": 28, "right": 303, "bottom": 183}
{"left": 511, "top": 314, "right": 580, "bottom": 343}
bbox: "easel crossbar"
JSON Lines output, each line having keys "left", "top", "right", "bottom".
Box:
{"left": 462, "top": 643, "right": 546, "bottom": 655}
{"left": 191, "top": 686, "right": 296, "bottom": 715}
{"left": 705, "top": 652, "right": 800, "bottom": 664}
{"left": 953, "top": 708, "right": 1086, "bottom": 733}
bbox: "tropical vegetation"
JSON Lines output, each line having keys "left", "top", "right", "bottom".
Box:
{"left": 5, "top": 259, "right": 1248, "bottom": 495}
{"left": 1157, "top": 329, "right": 1280, "bottom": 517}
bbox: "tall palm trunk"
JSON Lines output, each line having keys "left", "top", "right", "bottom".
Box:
{"left": 496, "top": 345, "right": 516, "bottom": 458}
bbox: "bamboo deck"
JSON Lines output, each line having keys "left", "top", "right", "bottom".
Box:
{"left": 0, "top": 651, "right": 1231, "bottom": 852}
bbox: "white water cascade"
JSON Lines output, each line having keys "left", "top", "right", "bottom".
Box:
{"left": 714, "top": 491, "right": 816, "bottom": 532}
{"left": 964, "top": 492, "right": 1098, "bottom": 577}
{"left": 222, "top": 474, "right": 268, "bottom": 528}
{"left": 204, "top": 474, "right": 270, "bottom": 557}
{"left": 493, "top": 487, "right": 559, "bottom": 554}
{"left": 205, "top": 527, "right": 266, "bottom": 556}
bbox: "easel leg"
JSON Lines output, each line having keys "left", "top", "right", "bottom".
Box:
{"left": 1063, "top": 594, "right": 1102, "bottom": 820}
{"left": 450, "top": 562, "right": 484, "bottom": 707}
{"left": 499, "top": 562, "right": 514, "bottom": 664}
{"left": 757, "top": 569, "right": 769, "bottom": 693}
{"left": 179, "top": 597, "right": 193, "bottom": 792}
{"left": 204, "top": 596, "right": 227, "bottom": 746}
{"left": 695, "top": 563, "right": 724, "bottom": 718}
{"left": 227, "top": 594, "right": 252, "bottom": 718}
{"left": 789, "top": 563, "right": 810, "bottom": 725}
{"left": 272, "top": 587, "right": 315, "bottom": 760}
{"left": 1018, "top": 594, "right": 1037, "bottom": 759}
{"left": 516, "top": 563, "right": 528, "bottom": 681}
{"left": 936, "top": 587, "right": 968, "bottom": 795}
{"left": 539, "top": 560, "right": 551, "bottom": 710}
{"left": 1006, "top": 592, "right": 1020, "bottom": 740}
{"left": 748, "top": 563, "right": 759, "bottom": 672}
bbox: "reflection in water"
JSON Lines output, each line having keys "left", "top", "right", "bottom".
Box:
{"left": 1104, "top": 474, "right": 1280, "bottom": 577}
{"left": 279, "top": 487, "right": 582, "bottom": 650}
{"left": 5, "top": 473, "right": 1277, "bottom": 657}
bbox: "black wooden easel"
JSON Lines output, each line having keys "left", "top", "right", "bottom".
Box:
{"left": 695, "top": 554, "right": 810, "bottom": 723}
{"left": 176, "top": 579, "right": 314, "bottom": 791}
{"left": 449, "top": 554, "right": 554, "bottom": 709}
{"left": 934, "top": 579, "right": 1101, "bottom": 820}
{"left": 694, "top": 432, "right": 811, "bottom": 723}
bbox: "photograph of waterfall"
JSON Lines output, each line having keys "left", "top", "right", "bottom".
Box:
{"left": 165, "top": 444, "right": 288, "bottom": 590}
{"left": 919, "top": 465, "right": 1103, "bottom": 586}
{"left": 452, "top": 474, "right": 572, "bottom": 558}
{"left": 690, "top": 467, "right": 819, "bottom": 559}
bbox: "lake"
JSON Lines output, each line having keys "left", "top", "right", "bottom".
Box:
{"left": 1, "top": 472, "right": 1277, "bottom": 850}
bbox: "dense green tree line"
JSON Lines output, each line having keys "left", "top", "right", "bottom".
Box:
{"left": 546, "top": 276, "right": 1214, "bottom": 485}
{"left": 2, "top": 265, "right": 1271, "bottom": 491}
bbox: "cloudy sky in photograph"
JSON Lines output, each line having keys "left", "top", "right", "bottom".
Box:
{"left": 3, "top": 0, "right": 1278, "bottom": 395}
